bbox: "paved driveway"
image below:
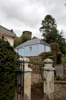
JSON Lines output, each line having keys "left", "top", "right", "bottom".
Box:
{"left": 55, "top": 64, "right": 63, "bottom": 76}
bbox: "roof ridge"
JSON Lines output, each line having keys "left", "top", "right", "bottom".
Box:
{"left": 0, "top": 25, "right": 13, "bottom": 33}
{"left": 0, "top": 25, "right": 16, "bottom": 37}
{"left": 15, "top": 38, "right": 50, "bottom": 49}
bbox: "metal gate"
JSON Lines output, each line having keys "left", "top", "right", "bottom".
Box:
{"left": 16, "top": 56, "right": 24, "bottom": 100}
{"left": 0, "top": 55, "right": 24, "bottom": 100}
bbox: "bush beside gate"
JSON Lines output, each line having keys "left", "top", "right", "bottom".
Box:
{"left": 0, "top": 39, "right": 17, "bottom": 100}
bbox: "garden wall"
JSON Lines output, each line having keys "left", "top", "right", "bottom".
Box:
{"left": 28, "top": 64, "right": 42, "bottom": 83}
{"left": 54, "top": 81, "right": 66, "bottom": 99}
{"left": 28, "top": 64, "right": 43, "bottom": 74}
{"left": 27, "top": 56, "right": 43, "bottom": 63}
{"left": 27, "top": 52, "right": 52, "bottom": 63}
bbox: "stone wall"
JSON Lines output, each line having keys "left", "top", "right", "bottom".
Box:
{"left": 28, "top": 64, "right": 41, "bottom": 74}
{"left": 27, "top": 56, "right": 43, "bottom": 63}
{"left": 26, "top": 51, "right": 53, "bottom": 63}
{"left": 28, "top": 64, "right": 42, "bottom": 83}
{"left": 54, "top": 81, "right": 66, "bottom": 99}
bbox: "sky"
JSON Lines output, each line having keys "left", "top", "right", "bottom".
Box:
{"left": 0, "top": 0, "right": 66, "bottom": 39}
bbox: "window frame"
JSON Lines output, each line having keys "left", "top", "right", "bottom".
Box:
{"left": 29, "top": 47, "right": 32, "bottom": 51}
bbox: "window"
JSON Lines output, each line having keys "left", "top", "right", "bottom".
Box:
{"left": 29, "top": 47, "right": 32, "bottom": 51}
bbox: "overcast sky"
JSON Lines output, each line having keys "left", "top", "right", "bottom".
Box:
{"left": 0, "top": 0, "right": 66, "bottom": 39}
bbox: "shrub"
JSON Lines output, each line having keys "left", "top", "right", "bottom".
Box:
{"left": 50, "top": 43, "right": 59, "bottom": 64}
{"left": 55, "top": 76, "right": 66, "bottom": 81}
{"left": 0, "top": 39, "right": 17, "bottom": 100}
{"left": 48, "top": 56, "right": 55, "bottom": 61}
{"left": 50, "top": 43, "right": 59, "bottom": 51}
{"left": 61, "top": 59, "right": 63, "bottom": 64}
{"left": 39, "top": 51, "right": 52, "bottom": 58}
{"left": 29, "top": 62, "right": 44, "bottom": 66}
{"left": 57, "top": 52, "right": 62, "bottom": 64}
{"left": 64, "top": 57, "right": 66, "bottom": 60}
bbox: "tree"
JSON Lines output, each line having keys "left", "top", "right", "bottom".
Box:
{"left": 46, "top": 28, "right": 65, "bottom": 44}
{"left": 14, "top": 33, "right": 31, "bottom": 48}
{"left": 40, "top": 15, "right": 57, "bottom": 36}
{"left": 40, "top": 14, "right": 66, "bottom": 54}
{"left": 14, "top": 37, "right": 21, "bottom": 47}
{"left": 42, "top": 28, "right": 65, "bottom": 54}
{"left": 20, "top": 34, "right": 31, "bottom": 43}
{"left": 46, "top": 28, "right": 58, "bottom": 43}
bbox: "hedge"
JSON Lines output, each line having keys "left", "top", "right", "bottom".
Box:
{"left": 0, "top": 39, "right": 17, "bottom": 100}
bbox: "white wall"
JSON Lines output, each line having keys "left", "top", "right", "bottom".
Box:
{"left": 0, "top": 34, "right": 14, "bottom": 46}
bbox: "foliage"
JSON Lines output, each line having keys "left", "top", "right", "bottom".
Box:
{"left": 14, "top": 37, "right": 21, "bottom": 47}
{"left": 20, "top": 34, "right": 31, "bottom": 43}
{"left": 50, "top": 43, "right": 59, "bottom": 64}
{"left": 60, "top": 42, "right": 66, "bottom": 55}
{"left": 14, "top": 32, "right": 31, "bottom": 48}
{"left": 40, "top": 14, "right": 66, "bottom": 54}
{"left": 61, "top": 59, "right": 63, "bottom": 64}
{"left": 10, "top": 29, "right": 14, "bottom": 33}
{"left": 39, "top": 51, "right": 53, "bottom": 59}
{"left": 50, "top": 43, "right": 59, "bottom": 51}
{"left": 40, "top": 15, "right": 57, "bottom": 35}
{"left": 64, "top": 57, "right": 66, "bottom": 60}
{"left": 64, "top": 54, "right": 66, "bottom": 57}
{"left": 47, "top": 29, "right": 65, "bottom": 54}
{"left": 42, "top": 28, "right": 65, "bottom": 54}
{"left": 64, "top": 54, "right": 66, "bottom": 60}
{"left": 50, "top": 43, "right": 64, "bottom": 64}
{"left": 46, "top": 28, "right": 64, "bottom": 43}
{"left": 32, "top": 36, "right": 38, "bottom": 39}
{"left": 31, "top": 82, "right": 42, "bottom": 86}
{"left": 55, "top": 76, "right": 66, "bottom": 81}
{"left": 0, "top": 39, "right": 17, "bottom": 100}
{"left": 29, "top": 61, "right": 44, "bottom": 66}
{"left": 48, "top": 56, "right": 55, "bottom": 61}
{"left": 57, "top": 52, "right": 63, "bottom": 64}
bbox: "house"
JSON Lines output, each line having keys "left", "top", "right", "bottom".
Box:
{"left": 0, "top": 25, "right": 16, "bottom": 46}
{"left": 15, "top": 38, "right": 51, "bottom": 56}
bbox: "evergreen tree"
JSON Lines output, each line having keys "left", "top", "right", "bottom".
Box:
{"left": 40, "top": 15, "right": 57, "bottom": 36}
{"left": 40, "top": 15, "right": 66, "bottom": 54}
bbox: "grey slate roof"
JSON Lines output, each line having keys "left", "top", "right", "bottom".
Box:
{"left": 0, "top": 25, "right": 16, "bottom": 37}
{"left": 15, "top": 38, "right": 50, "bottom": 49}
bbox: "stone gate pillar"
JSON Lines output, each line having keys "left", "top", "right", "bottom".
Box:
{"left": 43, "top": 58, "right": 55, "bottom": 100}
{"left": 19, "top": 57, "right": 32, "bottom": 100}
{"left": 23, "top": 57, "right": 32, "bottom": 100}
